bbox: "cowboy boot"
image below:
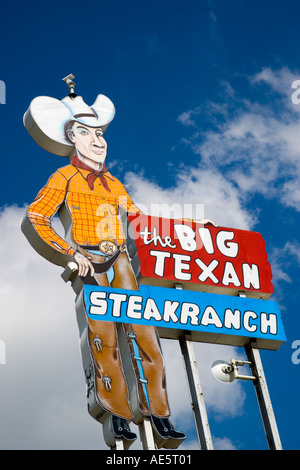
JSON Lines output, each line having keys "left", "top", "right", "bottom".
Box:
{"left": 103, "top": 414, "right": 137, "bottom": 450}
{"left": 150, "top": 415, "right": 187, "bottom": 449}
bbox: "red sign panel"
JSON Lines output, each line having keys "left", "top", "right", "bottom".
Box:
{"left": 128, "top": 214, "right": 274, "bottom": 299}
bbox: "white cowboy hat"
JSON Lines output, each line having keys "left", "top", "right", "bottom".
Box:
{"left": 23, "top": 94, "right": 115, "bottom": 157}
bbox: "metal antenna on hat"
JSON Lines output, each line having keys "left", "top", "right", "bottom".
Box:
{"left": 62, "top": 73, "right": 77, "bottom": 99}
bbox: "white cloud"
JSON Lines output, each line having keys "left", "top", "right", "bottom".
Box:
{"left": 177, "top": 109, "right": 199, "bottom": 127}
{"left": 252, "top": 66, "right": 300, "bottom": 113}
{"left": 124, "top": 167, "right": 255, "bottom": 230}
{"left": 0, "top": 205, "right": 246, "bottom": 450}
{"left": 268, "top": 240, "right": 300, "bottom": 305}
{"left": 170, "top": 67, "right": 300, "bottom": 217}
{"left": 213, "top": 436, "right": 237, "bottom": 450}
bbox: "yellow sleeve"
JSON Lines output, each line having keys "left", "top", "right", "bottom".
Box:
{"left": 27, "top": 170, "right": 76, "bottom": 257}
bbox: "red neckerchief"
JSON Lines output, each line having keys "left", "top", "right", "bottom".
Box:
{"left": 71, "top": 155, "right": 113, "bottom": 192}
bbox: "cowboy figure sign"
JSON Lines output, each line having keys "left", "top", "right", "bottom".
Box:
{"left": 21, "top": 78, "right": 193, "bottom": 449}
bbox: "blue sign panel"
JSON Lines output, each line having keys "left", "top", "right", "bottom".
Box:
{"left": 83, "top": 284, "right": 286, "bottom": 350}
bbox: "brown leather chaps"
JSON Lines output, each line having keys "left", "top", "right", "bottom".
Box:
{"left": 75, "top": 251, "right": 170, "bottom": 423}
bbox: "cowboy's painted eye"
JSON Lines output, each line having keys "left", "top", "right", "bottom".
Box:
{"left": 96, "top": 130, "right": 103, "bottom": 137}
{"left": 76, "top": 126, "right": 89, "bottom": 135}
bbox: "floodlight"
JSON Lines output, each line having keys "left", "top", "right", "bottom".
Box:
{"left": 211, "top": 359, "right": 256, "bottom": 384}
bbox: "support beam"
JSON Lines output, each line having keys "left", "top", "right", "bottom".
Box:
{"left": 245, "top": 342, "right": 282, "bottom": 450}
{"left": 179, "top": 334, "right": 214, "bottom": 450}
{"left": 138, "top": 418, "right": 156, "bottom": 450}
{"left": 110, "top": 438, "right": 125, "bottom": 450}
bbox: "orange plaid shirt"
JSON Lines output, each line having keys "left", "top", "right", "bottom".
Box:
{"left": 27, "top": 164, "right": 141, "bottom": 257}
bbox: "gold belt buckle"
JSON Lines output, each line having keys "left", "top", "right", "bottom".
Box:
{"left": 99, "top": 240, "right": 118, "bottom": 255}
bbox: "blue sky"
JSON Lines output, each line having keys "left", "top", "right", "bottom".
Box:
{"left": 1, "top": 0, "right": 300, "bottom": 450}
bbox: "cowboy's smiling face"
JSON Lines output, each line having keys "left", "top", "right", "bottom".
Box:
{"left": 69, "top": 122, "right": 108, "bottom": 169}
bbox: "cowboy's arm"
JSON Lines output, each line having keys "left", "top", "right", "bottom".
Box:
{"left": 21, "top": 172, "right": 75, "bottom": 267}
{"left": 21, "top": 171, "right": 83, "bottom": 270}
{"left": 22, "top": 171, "right": 95, "bottom": 276}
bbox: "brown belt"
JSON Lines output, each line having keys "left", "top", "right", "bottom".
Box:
{"left": 78, "top": 242, "right": 127, "bottom": 275}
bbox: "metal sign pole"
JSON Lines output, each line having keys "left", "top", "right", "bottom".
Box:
{"left": 245, "top": 342, "right": 282, "bottom": 450}
{"left": 110, "top": 439, "right": 125, "bottom": 450}
{"left": 138, "top": 418, "right": 156, "bottom": 450}
{"left": 174, "top": 284, "right": 213, "bottom": 450}
{"left": 179, "top": 334, "right": 214, "bottom": 450}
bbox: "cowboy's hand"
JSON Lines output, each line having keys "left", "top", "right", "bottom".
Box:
{"left": 74, "top": 251, "right": 95, "bottom": 277}
{"left": 194, "top": 218, "right": 218, "bottom": 227}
